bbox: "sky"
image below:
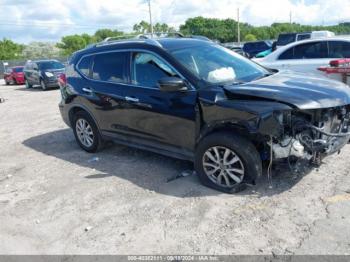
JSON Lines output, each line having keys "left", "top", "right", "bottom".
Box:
{"left": 0, "top": 0, "right": 349, "bottom": 43}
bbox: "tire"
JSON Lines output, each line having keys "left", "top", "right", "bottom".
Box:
{"left": 72, "top": 111, "right": 103, "bottom": 153}
{"left": 195, "top": 132, "right": 262, "bottom": 193}
{"left": 25, "top": 79, "right": 32, "bottom": 89}
{"left": 5, "top": 81, "right": 9, "bottom": 85}
{"left": 40, "top": 79, "right": 47, "bottom": 91}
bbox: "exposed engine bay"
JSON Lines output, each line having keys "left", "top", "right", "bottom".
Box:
{"left": 270, "top": 106, "right": 350, "bottom": 165}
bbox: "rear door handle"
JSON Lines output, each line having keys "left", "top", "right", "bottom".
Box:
{"left": 82, "top": 87, "right": 92, "bottom": 94}
{"left": 125, "top": 96, "right": 139, "bottom": 103}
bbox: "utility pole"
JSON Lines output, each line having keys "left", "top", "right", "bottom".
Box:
{"left": 289, "top": 11, "right": 292, "bottom": 24}
{"left": 148, "top": 0, "right": 154, "bottom": 37}
{"left": 237, "top": 8, "right": 240, "bottom": 45}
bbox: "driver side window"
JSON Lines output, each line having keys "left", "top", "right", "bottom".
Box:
{"left": 132, "top": 52, "right": 178, "bottom": 88}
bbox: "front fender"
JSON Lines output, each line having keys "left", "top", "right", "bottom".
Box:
{"left": 199, "top": 95, "right": 292, "bottom": 139}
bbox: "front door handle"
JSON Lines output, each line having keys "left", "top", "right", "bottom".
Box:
{"left": 82, "top": 87, "right": 92, "bottom": 93}
{"left": 125, "top": 96, "right": 139, "bottom": 103}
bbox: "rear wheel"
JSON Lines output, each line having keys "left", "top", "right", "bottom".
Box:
{"left": 5, "top": 81, "right": 9, "bottom": 85}
{"left": 25, "top": 79, "right": 32, "bottom": 89}
{"left": 72, "top": 111, "right": 103, "bottom": 153}
{"left": 195, "top": 132, "right": 262, "bottom": 193}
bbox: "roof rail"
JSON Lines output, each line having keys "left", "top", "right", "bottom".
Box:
{"left": 137, "top": 31, "right": 184, "bottom": 39}
{"left": 93, "top": 32, "right": 210, "bottom": 48}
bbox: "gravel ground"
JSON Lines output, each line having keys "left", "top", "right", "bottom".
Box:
{"left": 0, "top": 80, "right": 350, "bottom": 255}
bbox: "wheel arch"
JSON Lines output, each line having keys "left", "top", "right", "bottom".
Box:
{"left": 68, "top": 105, "right": 101, "bottom": 132}
{"left": 196, "top": 122, "right": 265, "bottom": 153}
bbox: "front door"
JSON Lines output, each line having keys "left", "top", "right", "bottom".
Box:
{"left": 121, "top": 51, "right": 198, "bottom": 153}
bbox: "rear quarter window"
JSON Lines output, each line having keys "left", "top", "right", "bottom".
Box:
{"left": 77, "top": 55, "right": 93, "bottom": 77}
{"left": 328, "top": 41, "right": 350, "bottom": 58}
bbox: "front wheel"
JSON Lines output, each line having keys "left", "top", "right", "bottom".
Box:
{"left": 195, "top": 132, "right": 262, "bottom": 193}
{"left": 40, "top": 79, "right": 47, "bottom": 90}
{"left": 72, "top": 111, "right": 103, "bottom": 153}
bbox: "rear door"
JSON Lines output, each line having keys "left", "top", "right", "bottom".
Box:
{"left": 78, "top": 51, "right": 130, "bottom": 134}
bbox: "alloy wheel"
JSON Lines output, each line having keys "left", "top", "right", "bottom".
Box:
{"left": 76, "top": 118, "right": 94, "bottom": 147}
{"left": 202, "top": 146, "right": 245, "bottom": 187}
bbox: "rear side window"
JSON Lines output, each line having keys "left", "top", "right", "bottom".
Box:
{"left": 77, "top": 56, "right": 92, "bottom": 77}
{"left": 328, "top": 41, "right": 350, "bottom": 58}
{"left": 278, "top": 48, "right": 294, "bottom": 60}
{"left": 92, "top": 52, "right": 128, "bottom": 83}
{"left": 293, "top": 41, "right": 328, "bottom": 59}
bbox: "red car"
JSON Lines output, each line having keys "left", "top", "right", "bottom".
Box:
{"left": 4, "top": 66, "right": 25, "bottom": 85}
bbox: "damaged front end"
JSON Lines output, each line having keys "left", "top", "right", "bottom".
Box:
{"left": 266, "top": 106, "right": 350, "bottom": 165}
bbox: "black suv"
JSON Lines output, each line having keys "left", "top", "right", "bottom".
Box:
{"left": 59, "top": 37, "right": 350, "bottom": 193}
{"left": 24, "top": 60, "right": 65, "bottom": 90}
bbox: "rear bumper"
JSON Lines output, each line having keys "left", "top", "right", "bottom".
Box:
{"left": 14, "top": 76, "right": 25, "bottom": 84}
{"left": 59, "top": 101, "right": 71, "bottom": 127}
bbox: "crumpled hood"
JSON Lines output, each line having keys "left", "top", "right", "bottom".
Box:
{"left": 224, "top": 71, "right": 350, "bottom": 109}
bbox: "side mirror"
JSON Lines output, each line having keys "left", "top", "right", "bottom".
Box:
{"left": 158, "top": 77, "right": 188, "bottom": 92}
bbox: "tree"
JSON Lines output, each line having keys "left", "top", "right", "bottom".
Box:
{"left": 94, "top": 29, "right": 124, "bottom": 42}
{"left": 244, "top": 34, "right": 257, "bottom": 42}
{"left": 56, "top": 35, "right": 89, "bottom": 56}
{"left": 22, "top": 42, "right": 60, "bottom": 59}
{"left": 0, "top": 39, "right": 24, "bottom": 60}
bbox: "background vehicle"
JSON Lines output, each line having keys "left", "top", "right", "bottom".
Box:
{"left": 4, "top": 66, "right": 24, "bottom": 85}
{"left": 222, "top": 43, "right": 246, "bottom": 56}
{"left": 254, "top": 37, "right": 350, "bottom": 84}
{"left": 276, "top": 30, "right": 335, "bottom": 48}
{"left": 23, "top": 60, "right": 65, "bottom": 90}
{"left": 242, "top": 40, "right": 272, "bottom": 58}
{"left": 59, "top": 37, "right": 350, "bottom": 193}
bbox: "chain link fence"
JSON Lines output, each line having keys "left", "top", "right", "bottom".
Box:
{"left": 1, "top": 57, "right": 68, "bottom": 78}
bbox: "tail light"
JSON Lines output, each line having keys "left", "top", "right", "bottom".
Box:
{"left": 57, "top": 73, "right": 67, "bottom": 87}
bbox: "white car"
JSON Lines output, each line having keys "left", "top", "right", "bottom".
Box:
{"left": 254, "top": 36, "right": 350, "bottom": 84}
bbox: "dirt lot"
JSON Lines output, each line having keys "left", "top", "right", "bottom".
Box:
{"left": 0, "top": 80, "right": 350, "bottom": 255}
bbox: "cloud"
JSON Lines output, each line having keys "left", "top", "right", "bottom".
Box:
{"left": 0, "top": 0, "right": 349, "bottom": 43}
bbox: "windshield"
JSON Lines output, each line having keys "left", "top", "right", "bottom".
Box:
{"left": 170, "top": 44, "right": 269, "bottom": 84}
{"left": 38, "top": 61, "right": 64, "bottom": 70}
